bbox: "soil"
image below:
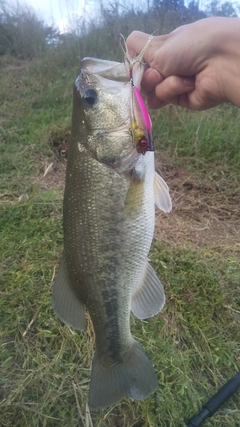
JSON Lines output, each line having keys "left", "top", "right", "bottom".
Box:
{"left": 154, "top": 154, "right": 240, "bottom": 255}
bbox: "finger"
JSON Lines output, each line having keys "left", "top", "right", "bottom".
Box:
{"left": 155, "top": 75, "right": 195, "bottom": 101}
{"left": 141, "top": 68, "right": 165, "bottom": 93}
{"left": 146, "top": 91, "right": 167, "bottom": 109}
{"left": 163, "top": 93, "right": 193, "bottom": 109}
{"left": 126, "top": 31, "right": 149, "bottom": 57}
{"left": 126, "top": 31, "right": 156, "bottom": 62}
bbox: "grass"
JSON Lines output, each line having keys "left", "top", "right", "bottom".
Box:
{"left": 153, "top": 104, "right": 240, "bottom": 164}
{"left": 0, "top": 49, "right": 239, "bottom": 426}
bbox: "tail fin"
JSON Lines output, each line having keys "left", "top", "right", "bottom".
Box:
{"left": 88, "top": 339, "right": 157, "bottom": 411}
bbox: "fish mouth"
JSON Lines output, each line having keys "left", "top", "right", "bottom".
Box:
{"left": 80, "top": 57, "right": 129, "bottom": 82}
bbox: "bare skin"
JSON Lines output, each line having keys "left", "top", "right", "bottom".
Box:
{"left": 126, "top": 17, "right": 240, "bottom": 110}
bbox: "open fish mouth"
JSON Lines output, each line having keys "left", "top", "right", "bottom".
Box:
{"left": 80, "top": 57, "right": 129, "bottom": 82}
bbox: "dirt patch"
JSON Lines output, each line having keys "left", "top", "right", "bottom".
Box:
{"left": 33, "top": 127, "right": 70, "bottom": 191}
{"left": 155, "top": 154, "right": 240, "bottom": 255}
{"left": 32, "top": 160, "right": 66, "bottom": 194}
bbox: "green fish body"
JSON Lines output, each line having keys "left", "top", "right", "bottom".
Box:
{"left": 53, "top": 55, "right": 172, "bottom": 410}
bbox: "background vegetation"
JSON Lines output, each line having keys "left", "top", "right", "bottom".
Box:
{"left": 0, "top": 1, "right": 239, "bottom": 426}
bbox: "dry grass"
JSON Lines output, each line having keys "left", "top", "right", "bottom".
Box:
{"left": 155, "top": 154, "right": 240, "bottom": 257}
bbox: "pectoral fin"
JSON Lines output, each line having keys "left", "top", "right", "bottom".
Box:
{"left": 131, "top": 261, "right": 165, "bottom": 319}
{"left": 52, "top": 252, "right": 86, "bottom": 331}
{"left": 154, "top": 171, "right": 172, "bottom": 213}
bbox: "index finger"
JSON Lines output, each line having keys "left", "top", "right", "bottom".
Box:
{"left": 141, "top": 67, "right": 165, "bottom": 93}
{"left": 126, "top": 31, "right": 153, "bottom": 61}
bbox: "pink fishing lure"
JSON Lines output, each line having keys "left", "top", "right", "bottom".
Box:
{"left": 133, "top": 86, "right": 152, "bottom": 133}
{"left": 131, "top": 83, "right": 153, "bottom": 155}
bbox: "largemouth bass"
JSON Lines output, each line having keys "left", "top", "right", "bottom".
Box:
{"left": 53, "top": 44, "right": 172, "bottom": 410}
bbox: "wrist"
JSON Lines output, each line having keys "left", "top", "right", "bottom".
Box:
{"left": 197, "top": 18, "right": 240, "bottom": 107}
{"left": 219, "top": 19, "right": 240, "bottom": 107}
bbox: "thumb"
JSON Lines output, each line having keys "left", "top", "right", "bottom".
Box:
{"left": 126, "top": 31, "right": 152, "bottom": 60}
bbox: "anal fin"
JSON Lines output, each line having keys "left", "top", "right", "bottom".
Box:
{"left": 131, "top": 261, "right": 165, "bottom": 319}
{"left": 52, "top": 251, "right": 86, "bottom": 330}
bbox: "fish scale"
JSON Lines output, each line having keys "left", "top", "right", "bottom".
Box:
{"left": 65, "top": 151, "right": 131, "bottom": 341}
{"left": 52, "top": 52, "right": 172, "bottom": 410}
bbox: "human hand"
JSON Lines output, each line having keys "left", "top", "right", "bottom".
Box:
{"left": 126, "top": 18, "right": 240, "bottom": 110}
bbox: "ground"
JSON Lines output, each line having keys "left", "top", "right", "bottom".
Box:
{"left": 155, "top": 155, "right": 240, "bottom": 256}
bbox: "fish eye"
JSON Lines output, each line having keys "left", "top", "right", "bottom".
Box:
{"left": 83, "top": 89, "right": 98, "bottom": 106}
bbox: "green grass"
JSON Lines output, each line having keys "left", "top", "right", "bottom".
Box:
{"left": 0, "top": 51, "right": 239, "bottom": 426}
{"left": 153, "top": 104, "right": 240, "bottom": 164}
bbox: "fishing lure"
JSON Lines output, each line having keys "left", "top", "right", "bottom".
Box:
{"left": 122, "top": 34, "right": 154, "bottom": 155}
